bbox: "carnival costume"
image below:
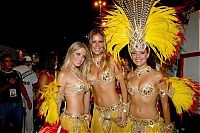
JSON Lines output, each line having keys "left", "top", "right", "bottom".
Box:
{"left": 88, "top": 62, "right": 127, "bottom": 133}
{"left": 38, "top": 68, "right": 90, "bottom": 133}
{"left": 102, "top": 0, "right": 200, "bottom": 132}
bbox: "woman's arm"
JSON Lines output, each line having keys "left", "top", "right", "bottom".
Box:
{"left": 113, "top": 58, "right": 128, "bottom": 127}
{"left": 157, "top": 73, "right": 174, "bottom": 132}
{"left": 38, "top": 73, "right": 49, "bottom": 93}
{"left": 114, "top": 59, "right": 128, "bottom": 105}
{"left": 84, "top": 90, "right": 91, "bottom": 131}
{"left": 56, "top": 71, "right": 66, "bottom": 116}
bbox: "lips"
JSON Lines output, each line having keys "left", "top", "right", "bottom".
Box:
{"left": 135, "top": 59, "right": 142, "bottom": 62}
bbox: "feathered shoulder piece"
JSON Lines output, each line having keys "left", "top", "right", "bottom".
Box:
{"left": 165, "top": 77, "right": 200, "bottom": 115}
{"left": 39, "top": 75, "right": 61, "bottom": 125}
{"left": 103, "top": 0, "right": 184, "bottom": 64}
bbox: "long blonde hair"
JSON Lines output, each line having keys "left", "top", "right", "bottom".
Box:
{"left": 87, "top": 29, "right": 111, "bottom": 70}
{"left": 61, "top": 41, "right": 91, "bottom": 77}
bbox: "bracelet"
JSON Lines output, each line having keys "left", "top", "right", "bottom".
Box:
{"left": 115, "top": 72, "right": 123, "bottom": 80}
{"left": 165, "top": 123, "right": 174, "bottom": 131}
{"left": 121, "top": 102, "right": 128, "bottom": 113}
{"left": 84, "top": 113, "right": 91, "bottom": 120}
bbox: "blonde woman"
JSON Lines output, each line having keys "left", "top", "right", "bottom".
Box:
{"left": 39, "top": 41, "right": 91, "bottom": 133}
{"left": 87, "top": 29, "right": 128, "bottom": 133}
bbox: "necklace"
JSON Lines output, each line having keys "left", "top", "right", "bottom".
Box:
{"left": 70, "top": 66, "right": 81, "bottom": 78}
{"left": 134, "top": 66, "right": 151, "bottom": 78}
{"left": 92, "top": 54, "right": 103, "bottom": 68}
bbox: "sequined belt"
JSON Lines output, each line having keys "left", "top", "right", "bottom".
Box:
{"left": 95, "top": 102, "right": 121, "bottom": 113}
{"left": 129, "top": 114, "right": 160, "bottom": 126}
{"left": 61, "top": 111, "right": 85, "bottom": 120}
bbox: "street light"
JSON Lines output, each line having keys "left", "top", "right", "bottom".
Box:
{"left": 94, "top": 0, "right": 106, "bottom": 15}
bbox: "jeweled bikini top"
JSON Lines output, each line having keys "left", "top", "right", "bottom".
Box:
{"left": 127, "top": 81, "right": 157, "bottom": 96}
{"left": 65, "top": 68, "right": 89, "bottom": 96}
{"left": 87, "top": 69, "right": 115, "bottom": 85}
{"left": 127, "top": 66, "right": 165, "bottom": 96}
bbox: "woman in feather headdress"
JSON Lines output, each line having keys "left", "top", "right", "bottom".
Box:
{"left": 103, "top": 0, "right": 199, "bottom": 132}
{"left": 39, "top": 41, "right": 91, "bottom": 133}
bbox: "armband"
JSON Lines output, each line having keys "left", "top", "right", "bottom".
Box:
{"left": 115, "top": 72, "right": 123, "bottom": 80}
{"left": 167, "top": 87, "right": 174, "bottom": 98}
{"left": 160, "top": 89, "right": 167, "bottom": 97}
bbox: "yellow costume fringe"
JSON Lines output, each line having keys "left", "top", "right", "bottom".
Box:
{"left": 39, "top": 76, "right": 60, "bottom": 125}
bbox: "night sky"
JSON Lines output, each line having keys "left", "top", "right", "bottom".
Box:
{"left": 0, "top": 0, "right": 108, "bottom": 50}
{"left": 0, "top": 0, "right": 198, "bottom": 50}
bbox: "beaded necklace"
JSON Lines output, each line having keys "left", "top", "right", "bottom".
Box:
{"left": 134, "top": 66, "right": 151, "bottom": 78}
{"left": 92, "top": 54, "right": 103, "bottom": 68}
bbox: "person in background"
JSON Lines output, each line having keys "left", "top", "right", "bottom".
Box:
{"left": 13, "top": 55, "right": 38, "bottom": 133}
{"left": 0, "top": 53, "right": 32, "bottom": 133}
{"left": 39, "top": 41, "right": 91, "bottom": 133}
{"left": 35, "top": 57, "right": 55, "bottom": 131}
{"left": 87, "top": 29, "right": 128, "bottom": 133}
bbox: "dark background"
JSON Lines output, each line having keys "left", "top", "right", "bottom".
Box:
{"left": 0, "top": 0, "right": 199, "bottom": 50}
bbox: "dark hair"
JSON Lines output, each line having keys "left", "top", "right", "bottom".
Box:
{"left": 0, "top": 53, "right": 12, "bottom": 61}
{"left": 147, "top": 47, "right": 157, "bottom": 69}
{"left": 130, "top": 47, "right": 157, "bottom": 70}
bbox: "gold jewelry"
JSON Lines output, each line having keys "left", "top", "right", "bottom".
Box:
{"left": 84, "top": 113, "right": 91, "bottom": 121}
{"left": 69, "top": 65, "right": 81, "bottom": 78}
{"left": 115, "top": 71, "right": 123, "bottom": 80}
{"left": 165, "top": 123, "right": 175, "bottom": 132}
{"left": 121, "top": 102, "right": 128, "bottom": 113}
{"left": 134, "top": 66, "right": 151, "bottom": 78}
{"left": 92, "top": 54, "right": 103, "bottom": 68}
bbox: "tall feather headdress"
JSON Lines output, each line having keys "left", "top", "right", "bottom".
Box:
{"left": 104, "top": 0, "right": 184, "bottom": 64}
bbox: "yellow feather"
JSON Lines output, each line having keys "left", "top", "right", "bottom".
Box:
{"left": 166, "top": 77, "right": 196, "bottom": 114}
{"left": 104, "top": 0, "right": 184, "bottom": 64}
{"left": 104, "top": 5, "right": 130, "bottom": 61}
{"left": 39, "top": 75, "right": 60, "bottom": 125}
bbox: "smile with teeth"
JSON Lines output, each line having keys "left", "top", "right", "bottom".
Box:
{"left": 95, "top": 48, "right": 101, "bottom": 51}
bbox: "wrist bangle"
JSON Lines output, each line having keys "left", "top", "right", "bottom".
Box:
{"left": 84, "top": 113, "right": 91, "bottom": 120}
{"left": 121, "top": 102, "right": 128, "bottom": 113}
{"left": 165, "top": 123, "right": 174, "bottom": 131}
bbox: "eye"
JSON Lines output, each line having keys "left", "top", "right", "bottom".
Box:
{"left": 91, "top": 40, "right": 96, "bottom": 44}
{"left": 99, "top": 40, "right": 104, "bottom": 43}
{"left": 131, "top": 52, "right": 136, "bottom": 55}
{"left": 76, "top": 52, "right": 81, "bottom": 56}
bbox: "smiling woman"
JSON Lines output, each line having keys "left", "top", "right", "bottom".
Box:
{"left": 39, "top": 41, "right": 92, "bottom": 133}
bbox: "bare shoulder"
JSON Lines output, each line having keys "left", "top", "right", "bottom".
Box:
{"left": 108, "top": 54, "right": 115, "bottom": 63}
{"left": 151, "top": 70, "right": 164, "bottom": 81}
{"left": 57, "top": 69, "right": 70, "bottom": 79}
{"left": 109, "top": 54, "right": 122, "bottom": 68}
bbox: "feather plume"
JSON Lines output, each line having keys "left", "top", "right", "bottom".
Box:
{"left": 39, "top": 75, "right": 60, "bottom": 125}
{"left": 103, "top": 0, "right": 184, "bottom": 64}
{"left": 166, "top": 77, "right": 200, "bottom": 115}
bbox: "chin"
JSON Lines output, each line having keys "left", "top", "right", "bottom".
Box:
{"left": 76, "top": 63, "right": 82, "bottom": 67}
{"left": 135, "top": 63, "right": 145, "bottom": 67}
